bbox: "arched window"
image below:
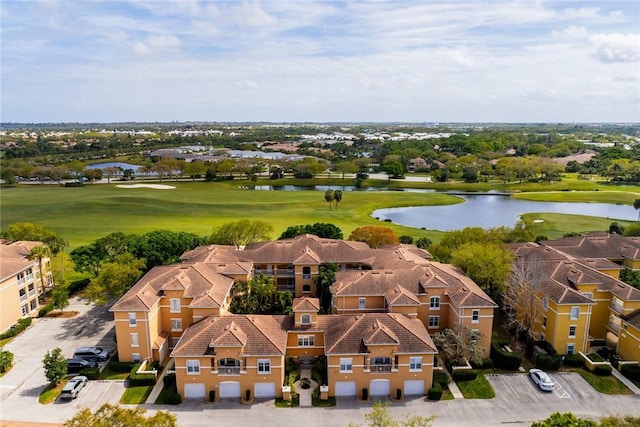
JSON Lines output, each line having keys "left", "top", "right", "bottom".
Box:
{"left": 303, "top": 266, "right": 311, "bottom": 279}
{"left": 301, "top": 314, "right": 311, "bottom": 324}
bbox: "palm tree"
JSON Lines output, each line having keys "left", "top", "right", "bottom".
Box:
{"left": 29, "top": 245, "right": 52, "bottom": 301}
{"left": 324, "top": 190, "right": 335, "bottom": 211}
{"left": 334, "top": 190, "right": 343, "bottom": 210}
{"left": 634, "top": 199, "right": 640, "bottom": 221}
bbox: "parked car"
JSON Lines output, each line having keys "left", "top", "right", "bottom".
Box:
{"left": 67, "top": 357, "right": 98, "bottom": 373}
{"left": 529, "top": 368, "right": 554, "bottom": 392}
{"left": 73, "top": 347, "right": 110, "bottom": 362}
{"left": 60, "top": 376, "right": 88, "bottom": 399}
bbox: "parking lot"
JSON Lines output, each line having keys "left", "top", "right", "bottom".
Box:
{"left": 486, "top": 371, "right": 597, "bottom": 402}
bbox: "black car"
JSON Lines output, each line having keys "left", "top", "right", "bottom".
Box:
{"left": 67, "top": 357, "right": 98, "bottom": 373}
{"left": 73, "top": 347, "right": 110, "bottom": 362}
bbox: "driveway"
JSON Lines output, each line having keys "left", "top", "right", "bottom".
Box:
{"left": 0, "top": 297, "right": 123, "bottom": 424}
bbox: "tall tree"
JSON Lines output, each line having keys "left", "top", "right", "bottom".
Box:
{"left": 279, "top": 223, "right": 343, "bottom": 240}
{"left": 64, "top": 403, "right": 176, "bottom": 427}
{"left": 86, "top": 254, "right": 145, "bottom": 305}
{"left": 348, "top": 226, "right": 399, "bottom": 248}
{"left": 231, "top": 275, "right": 277, "bottom": 314}
{"left": 634, "top": 199, "right": 640, "bottom": 221}
{"left": 29, "top": 245, "right": 52, "bottom": 298}
{"left": 42, "top": 347, "right": 67, "bottom": 385}
{"left": 209, "top": 220, "right": 273, "bottom": 249}
{"left": 324, "top": 190, "right": 335, "bottom": 211}
{"left": 314, "top": 263, "right": 338, "bottom": 313}
{"left": 4, "top": 222, "right": 67, "bottom": 254}
{"left": 503, "top": 255, "right": 547, "bottom": 340}
{"left": 450, "top": 242, "right": 513, "bottom": 294}
{"left": 433, "top": 326, "right": 484, "bottom": 366}
{"left": 51, "top": 285, "right": 70, "bottom": 313}
{"left": 333, "top": 189, "right": 343, "bottom": 210}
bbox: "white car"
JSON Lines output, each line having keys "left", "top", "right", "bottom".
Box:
{"left": 529, "top": 368, "right": 554, "bottom": 392}
{"left": 60, "top": 375, "right": 88, "bottom": 399}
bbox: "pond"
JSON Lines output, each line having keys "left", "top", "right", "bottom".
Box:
{"left": 249, "top": 185, "right": 435, "bottom": 193}
{"left": 86, "top": 162, "right": 141, "bottom": 172}
{"left": 372, "top": 194, "right": 638, "bottom": 231}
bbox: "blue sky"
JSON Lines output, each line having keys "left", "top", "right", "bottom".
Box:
{"left": 1, "top": 1, "right": 639, "bottom": 123}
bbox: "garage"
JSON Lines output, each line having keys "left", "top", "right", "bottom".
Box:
{"left": 254, "top": 382, "right": 276, "bottom": 398}
{"left": 184, "top": 383, "right": 206, "bottom": 399}
{"left": 404, "top": 380, "right": 425, "bottom": 396}
{"left": 370, "top": 379, "right": 391, "bottom": 396}
{"left": 219, "top": 381, "right": 241, "bottom": 398}
{"left": 335, "top": 381, "right": 357, "bottom": 397}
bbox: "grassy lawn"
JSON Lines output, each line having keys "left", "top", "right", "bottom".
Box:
{"left": 2, "top": 178, "right": 637, "bottom": 249}
{"left": 455, "top": 375, "right": 495, "bottom": 399}
{"left": 276, "top": 397, "right": 300, "bottom": 407}
{"left": 39, "top": 379, "right": 68, "bottom": 404}
{"left": 440, "top": 389, "right": 454, "bottom": 400}
{"left": 120, "top": 385, "right": 153, "bottom": 404}
{"left": 573, "top": 368, "right": 633, "bottom": 395}
{"left": 99, "top": 366, "right": 130, "bottom": 380}
{"left": 0, "top": 337, "right": 12, "bottom": 348}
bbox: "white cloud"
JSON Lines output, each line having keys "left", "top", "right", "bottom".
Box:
{"left": 590, "top": 33, "right": 640, "bottom": 63}
{"left": 552, "top": 25, "right": 588, "bottom": 40}
{"left": 133, "top": 34, "right": 182, "bottom": 55}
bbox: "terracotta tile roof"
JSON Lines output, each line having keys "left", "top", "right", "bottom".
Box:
{"left": 385, "top": 284, "right": 420, "bottom": 306}
{"left": 0, "top": 258, "right": 36, "bottom": 281}
{"left": 322, "top": 313, "right": 436, "bottom": 355}
{"left": 171, "top": 315, "right": 289, "bottom": 357}
{"left": 0, "top": 241, "right": 44, "bottom": 280}
{"left": 622, "top": 309, "right": 640, "bottom": 329}
{"left": 541, "top": 233, "right": 640, "bottom": 261}
{"left": 110, "top": 263, "right": 234, "bottom": 312}
{"left": 331, "top": 267, "right": 425, "bottom": 296}
{"left": 292, "top": 297, "right": 320, "bottom": 312}
{"left": 425, "top": 262, "right": 497, "bottom": 308}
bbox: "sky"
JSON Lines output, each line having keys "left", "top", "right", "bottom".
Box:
{"left": 1, "top": 0, "right": 639, "bottom": 123}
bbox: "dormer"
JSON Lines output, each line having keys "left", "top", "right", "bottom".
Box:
{"left": 363, "top": 319, "right": 400, "bottom": 351}
{"left": 292, "top": 297, "right": 320, "bottom": 326}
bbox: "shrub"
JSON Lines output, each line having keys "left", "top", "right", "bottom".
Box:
{"left": 67, "top": 278, "right": 90, "bottom": 295}
{"left": 563, "top": 354, "right": 584, "bottom": 367}
{"left": 1, "top": 317, "right": 33, "bottom": 340}
{"left": 163, "top": 373, "right": 177, "bottom": 388}
{"left": 38, "top": 304, "right": 55, "bottom": 318}
{"left": 471, "top": 358, "right": 493, "bottom": 370}
{"left": 79, "top": 367, "right": 100, "bottom": 380}
{"left": 164, "top": 390, "right": 182, "bottom": 405}
{"left": 490, "top": 340, "right": 522, "bottom": 371}
{"left": 128, "top": 363, "right": 156, "bottom": 387}
{"left": 0, "top": 351, "right": 14, "bottom": 373}
{"left": 64, "top": 182, "right": 84, "bottom": 187}
{"left": 536, "top": 354, "right": 561, "bottom": 371}
{"left": 452, "top": 370, "right": 478, "bottom": 382}
{"left": 300, "top": 378, "right": 311, "bottom": 389}
{"left": 594, "top": 365, "right": 612, "bottom": 376}
{"left": 433, "top": 371, "right": 450, "bottom": 387}
{"left": 427, "top": 383, "right": 442, "bottom": 400}
{"left": 621, "top": 364, "right": 640, "bottom": 381}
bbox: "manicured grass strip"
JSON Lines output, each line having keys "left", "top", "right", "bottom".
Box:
{"left": 39, "top": 379, "right": 67, "bottom": 404}
{"left": 440, "top": 389, "right": 454, "bottom": 400}
{"left": 120, "top": 385, "right": 153, "bottom": 404}
{"left": 99, "top": 366, "right": 130, "bottom": 380}
{"left": 574, "top": 369, "right": 632, "bottom": 395}
{"left": 0, "top": 337, "right": 12, "bottom": 348}
{"left": 275, "top": 398, "right": 300, "bottom": 407}
{"left": 455, "top": 374, "right": 495, "bottom": 399}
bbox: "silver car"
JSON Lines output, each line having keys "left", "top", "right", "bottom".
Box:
{"left": 60, "top": 375, "right": 88, "bottom": 399}
{"left": 529, "top": 368, "right": 554, "bottom": 392}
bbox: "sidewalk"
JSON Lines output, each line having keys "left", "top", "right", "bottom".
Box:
{"left": 611, "top": 367, "right": 640, "bottom": 395}
{"left": 146, "top": 359, "right": 175, "bottom": 404}
{"left": 437, "top": 357, "right": 464, "bottom": 399}
{"left": 294, "top": 367, "right": 317, "bottom": 407}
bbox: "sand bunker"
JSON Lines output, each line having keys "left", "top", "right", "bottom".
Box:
{"left": 116, "top": 184, "right": 176, "bottom": 190}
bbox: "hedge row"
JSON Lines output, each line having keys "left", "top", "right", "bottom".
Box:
{"left": 490, "top": 340, "right": 522, "bottom": 371}
{"left": 0, "top": 351, "right": 14, "bottom": 373}
{"left": 428, "top": 383, "right": 442, "bottom": 400}
{"left": 593, "top": 364, "right": 612, "bottom": 376}
{"left": 38, "top": 304, "right": 55, "bottom": 318}
{"left": 536, "top": 353, "right": 561, "bottom": 371}
{"left": 78, "top": 367, "right": 100, "bottom": 380}
{"left": 563, "top": 354, "right": 584, "bottom": 367}
{"left": 452, "top": 370, "right": 478, "bottom": 382}
{"left": 109, "top": 361, "right": 135, "bottom": 373}
{"left": 0, "top": 318, "right": 32, "bottom": 340}
{"left": 433, "top": 371, "right": 450, "bottom": 387}
{"left": 621, "top": 364, "right": 640, "bottom": 381}
{"left": 128, "top": 363, "right": 156, "bottom": 387}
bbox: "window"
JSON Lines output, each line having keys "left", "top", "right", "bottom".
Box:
{"left": 569, "top": 325, "right": 576, "bottom": 338}
{"left": 409, "top": 357, "right": 422, "bottom": 371}
{"left": 26, "top": 268, "right": 33, "bottom": 281}
{"left": 19, "top": 288, "right": 27, "bottom": 302}
{"left": 301, "top": 314, "right": 311, "bottom": 325}
{"left": 472, "top": 310, "right": 480, "bottom": 323}
{"left": 302, "top": 284, "right": 311, "bottom": 293}
{"left": 303, "top": 266, "right": 311, "bottom": 279}
{"left": 171, "top": 337, "right": 180, "bottom": 348}
{"left": 570, "top": 306, "right": 580, "bottom": 320}
{"left": 429, "top": 296, "right": 440, "bottom": 310}
{"left": 21, "top": 305, "right": 28, "bottom": 316}
{"left": 170, "top": 298, "right": 181, "bottom": 312}
{"left": 257, "top": 359, "right": 271, "bottom": 374}
{"left": 359, "top": 297, "right": 366, "bottom": 310}
{"left": 582, "top": 292, "right": 593, "bottom": 299}
{"left": 128, "top": 313, "right": 137, "bottom": 326}
{"left": 132, "top": 353, "right": 140, "bottom": 362}
{"left": 542, "top": 316, "right": 547, "bottom": 328}
{"left": 566, "top": 344, "right": 575, "bottom": 355}
{"left": 130, "top": 333, "right": 139, "bottom": 348}
{"left": 428, "top": 315, "right": 439, "bottom": 328}
{"left": 17, "top": 272, "right": 25, "bottom": 285}
{"left": 297, "top": 335, "right": 314, "bottom": 347}
{"left": 340, "top": 358, "right": 353, "bottom": 373}
{"left": 471, "top": 329, "right": 479, "bottom": 342}
{"left": 30, "top": 299, "right": 37, "bottom": 311}
{"left": 186, "top": 360, "right": 200, "bottom": 374}
{"left": 171, "top": 318, "right": 182, "bottom": 331}
{"left": 28, "top": 283, "right": 35, "bottom": 295}
{"left": 542, "top": 297, "right": 549, "bottom": 311}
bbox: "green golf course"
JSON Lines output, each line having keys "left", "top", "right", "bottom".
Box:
{"left": 1, "top": 179, "right": 638, "bottom": 249}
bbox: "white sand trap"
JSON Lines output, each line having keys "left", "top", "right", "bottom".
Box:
{"left": 116, "top": 184, "right": 176, "bottom": 190}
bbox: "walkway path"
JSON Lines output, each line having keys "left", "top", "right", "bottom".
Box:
{"left": 611, "top": 367, "right": 640, "bottom": 394}
{"left": 294, "top": 367, "right": 317, "bottom": 407}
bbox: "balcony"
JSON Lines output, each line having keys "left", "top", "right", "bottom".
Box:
{"left": 610, "top": 302, "right": 623, "bottom": 314}
{"left": 607, "top": 321, "right": 621, "bottom": 334}
{"left": 218, "top": 366, "right": 241, "bottom": 375}
{"left": 369, "top": 364, "right": 392, "bottom": 372}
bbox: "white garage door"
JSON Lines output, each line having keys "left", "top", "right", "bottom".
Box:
{"left": 219, "top": 381, "right": 241, "bottom": 398}
{"left": 254, "top": 382, "right": 276, "bottom": 398}
{"left": 184, "top": 383, "right": 205, "bottom": 399}
{"left": 335, "top": 381, "right": 357, "bottom": 397}
{"left": 404, "top": 380, "right": 425, "bottom": 396}
{"left": 370, "top": 379, "right": 391, "bottom": 396}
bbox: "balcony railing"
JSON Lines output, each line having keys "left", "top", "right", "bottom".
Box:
{"left": 369, "top": 364, "right": 392, "bottom": 372}
{"left": 607, "top": 321, "right": 621, "bottom": 334}
{"left": 611, "top": 303, "right": 623, "bottom": 314}
{"left": 218, "top": 366, "right": 241, "bottom": 375}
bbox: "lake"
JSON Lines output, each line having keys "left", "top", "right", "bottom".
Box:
{"left": 86, "top": 162, "right": 141, "bottom": 172}
{"left": 372, "top": 194, "right": 638, "bottom": 230}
